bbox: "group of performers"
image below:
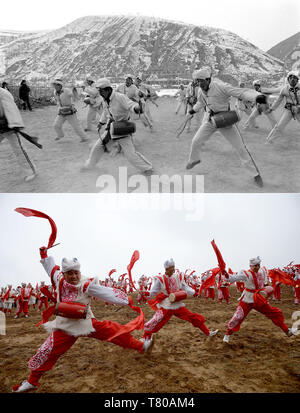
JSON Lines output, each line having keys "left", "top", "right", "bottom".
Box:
{"left": 2, "top": 246, "right": 299, "bottom": 392}
{"left": 1, "top": 69, "right": 299, "bottom": 187}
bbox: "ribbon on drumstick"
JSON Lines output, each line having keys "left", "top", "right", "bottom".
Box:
{"left": 15, "top": 207, "right": 59, "bottom": 250}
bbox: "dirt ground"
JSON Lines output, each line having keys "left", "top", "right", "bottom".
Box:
{"left": 0, "top": 98, "right": 299, "bottom": 193}
{"left": 1, "top": 285, "right": 300, "bottom": 393}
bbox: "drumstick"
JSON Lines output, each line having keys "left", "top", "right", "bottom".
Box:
{"left": 235, "top": 124, "right": 261, "bottom": 176}
{"left": 176, "top": 115, "right": 193, "bottom": 139}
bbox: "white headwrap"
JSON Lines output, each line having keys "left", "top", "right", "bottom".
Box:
{"left": 249, "top": 256, "right": 261, "bottom": 266}
{"left": 253, "top": 79, "right": 261, "bottom": 86}
{"left": 287, "top": 70, "right": 299, "bottom": 80}
{"left": 192, "top": 67, "right": 212, "bottom": 80}
{"left": 61, "top": 257, "right": 81, "bottom": 272}
{"left": 94, "top": 78, "right": 111, "bottom": 88}
{"left": 164, "top": 258, "right": 175, "bottom": 269}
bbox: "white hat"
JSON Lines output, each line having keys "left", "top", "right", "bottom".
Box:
{"left": 51, "top": 79, "right": 63, "bottom": 86}
{"left": 61, "top": 257, "right": 81, "bottom": 272}
{"left": 287, "top": 70, "right": 299, "bottom": 79}
{"left": 164, "top": 258, "right": 175, "bottom": 269}
{"left": 85, "top": 74, "right": 94, "bottom": 82}
{"left": 192, "top": 68, "right": 211, "bottom": 80}
{"left": 125, "top": 74, "right": 133, "bottom": 79}
{"left": 253, "top": 79, "right": 261, "bottom": 86}
{"left": 249, "top": 256, "right": 261, "bottom": 266}
{"left": 94, "top": 78, "right": 111, "bottom": 88}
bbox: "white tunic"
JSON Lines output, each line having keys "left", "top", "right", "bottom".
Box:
{"left": 148, "top": 273, "right": 195, "bottom": 310}
{"left": 40, "top": 256, "right": 129, "bottom": 337}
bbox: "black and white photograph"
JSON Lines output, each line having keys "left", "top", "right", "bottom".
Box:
{"left": 0, "top": 0, "right": 299, "bottom": 193}
{"left": 0, "top": 0, "right": 299, "bottom": 402}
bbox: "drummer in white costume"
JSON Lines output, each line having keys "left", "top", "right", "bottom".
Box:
{"left": 12, "top": 247, "right": 154, "bottom": 393}
{"left": 81, "top": 78, "right": 153, "bottom": 175}
{"left": 83, "top": 75, "right": 103, "bottom": 131}
{"left": 186, "top": 68, "right": 264, "bottom": 188}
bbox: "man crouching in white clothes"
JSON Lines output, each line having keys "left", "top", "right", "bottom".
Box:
{"left": 12, "top": 247, "right": 154, "bottom": 393}
{"left": 81, "top": 78, "right": 153, "bottom": 175}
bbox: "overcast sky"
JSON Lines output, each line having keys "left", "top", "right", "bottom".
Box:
{"left": 1, "top": 193, "right": 299, "bottom": 287}
{"left": 1, "top": 0, "right": 299, "bottom": 51}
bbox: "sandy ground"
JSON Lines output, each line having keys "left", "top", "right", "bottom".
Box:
{"left": 1, "top": 285, "right": 300, "bottom": 393}
{"left": 0, "top": 98, "right": 299, "bottom": 193}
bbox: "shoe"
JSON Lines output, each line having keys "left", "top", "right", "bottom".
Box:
{"left": 80, "top": 138, "right": 90, "bottom": 142}
{"left": 80, "top": 164, "right": 95, "bottom": 172}
{"left": 54, "top": 136, "right": 63, "bottom": 141}
{"left": 186, "top": 160, "right": 201, "bottom": 170}
{"left": 223, "top": 335, "right": 230, "bottom": 343}
{"left": 25, "top": 315, "right": 29, "bottom": 318}
{"left": 286, "top": 327, "right": 298, "bottom": 337}
{"left": 144, "top": 169, "right": 154, "bottom": 176}
{"left": 12, "top": 380, "right": 37, "bottom": 393}
{"left": 84, "top": 128, "right": 92, "bottom": 132}
{"left": 254, "top": 175, "right": 263, "bottom": 188}
{"left": 209, "top": 329, "right": 219, "bottom": 337}
{"left": 24, "top": 173, "right": 37, "bottom": 182}
{"left": 142, "top": 336, "right": 155, "bottom": 355}
{"left": 14, "top": 315, "right": 18, "bottom": 319}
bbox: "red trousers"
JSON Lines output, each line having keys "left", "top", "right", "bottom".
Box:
{"left": 218, "top": 287, "right": 230, "bottom": 303}
{"left": 27, "top": 318, "right": 143, "bottom": 386}
{"left": 205, "top": 288, "right": 215, "bottom": 300}
{"left": 273, "top": 284, "right": 281, "bottom": 300}
{"left": 143, "top": 306, "right": 210, "bottom": 339}
{"left": 38, "top": 297, "right": 49, "bottom": 311}
{"left": 16, "top": 300, "right": 29, "bottom": 316}
{"left": 226, "top": 299, "right": 288, "bottom": 335}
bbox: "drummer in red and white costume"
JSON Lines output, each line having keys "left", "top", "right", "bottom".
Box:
{"left": 15, "top": 283, "right": 32, "bottom": 318}
{"left": 143, "top": 259, "right": 219, "bottom": 341}
{"left": 137, "top": 275, "right": 149, "bottom": 304}
{"left": 222, "top": 257, "right": 298, "bottom": 343}
{"left": 37, "top": 281, "right": 49, "bottom": 311}
{"left": 13, "top": 247, "right": 154, "bottom": 393}
{"left": 3, "top": 285, "right": 17, "bottom": 315}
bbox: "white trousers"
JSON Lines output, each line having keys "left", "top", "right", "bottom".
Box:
{"left": 54, "top": 114, "right": 88, "bottom": 140}
{"left": 85, "top": 135, "right": 153, "bottom": 172}
{"left": 188, "top": 120, "right": 258, "bottom": 177}
{"left": 267, "top": 109, "right": 300, "bottom": 141}
{"left": 244, "top": 107, "right": 277, "bottom": 129}
{"left": 86, "top": 106, "right": 102, "bottom": 129}
{"left": 0, "top": 131, "right": 36, "bottom": 176}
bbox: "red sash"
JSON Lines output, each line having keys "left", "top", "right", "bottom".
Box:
{"left": 248, "top": 270, "right": 268, "bottom": 306}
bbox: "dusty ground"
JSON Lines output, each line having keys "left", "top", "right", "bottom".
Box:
{"left": 0, "top": 98, "right": 299, "bottom": 193}
{"left": 1, "top": 285, "right": 300, "bottom": 393}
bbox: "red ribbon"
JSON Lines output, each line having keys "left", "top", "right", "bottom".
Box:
{"left": 211, "top": 239, "right": 226, "bottom": 272}
{"left": 106, "top": 296, "right": 145, "bottom": 342}
{"left": 15, "top": 208, "right": 57, "bottom": 249}
{"left": 108, "top": 269, "right": 116, "bottom": 278}
{"left": 127, "top": 250, "right": 139, "bottom": 291}
{"left": 199, "top": 267, "right": 221, "bottom": 296}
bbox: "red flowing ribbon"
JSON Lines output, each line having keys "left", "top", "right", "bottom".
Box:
{"left": 211, "top": 239, "right": 228, "bottom": 278}
{"left": 268, "top": 268, "right": 294, "bottom": 286}
{"left": 108, "top": 269, "right": 116, "bottom": 278}
{"left": 107, "top": 296, "right": 145, "bottom": 342}
{"left": 15, "top": 208, "right": 57, "bottom": 249}
{"left": 127, "top": 250, "right": 139, "bottom": 291}
{"left": 199, "top": 267, "right": 221, "bottom": 296}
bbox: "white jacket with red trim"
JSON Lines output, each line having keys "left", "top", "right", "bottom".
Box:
{"left": 40, "top": 256, "right": 130, "bottom": 337}
{"left": 227, "top": 269, "right": 266, "bottom": 303}
{"left": 148, "top": 272, "right": 195, "bottom": 310}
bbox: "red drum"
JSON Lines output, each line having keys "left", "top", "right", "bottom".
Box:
{"left": 110, "top": 121, "right": 136, "bottom": 138}
{"left": 169, "top": 291, "right": 187, "bottom": 303}
{"left": 211, "top": 110, "right": 240, "bottom": 128}
{"left": 54, "top": 302, "right": 88, "bottom": 319}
